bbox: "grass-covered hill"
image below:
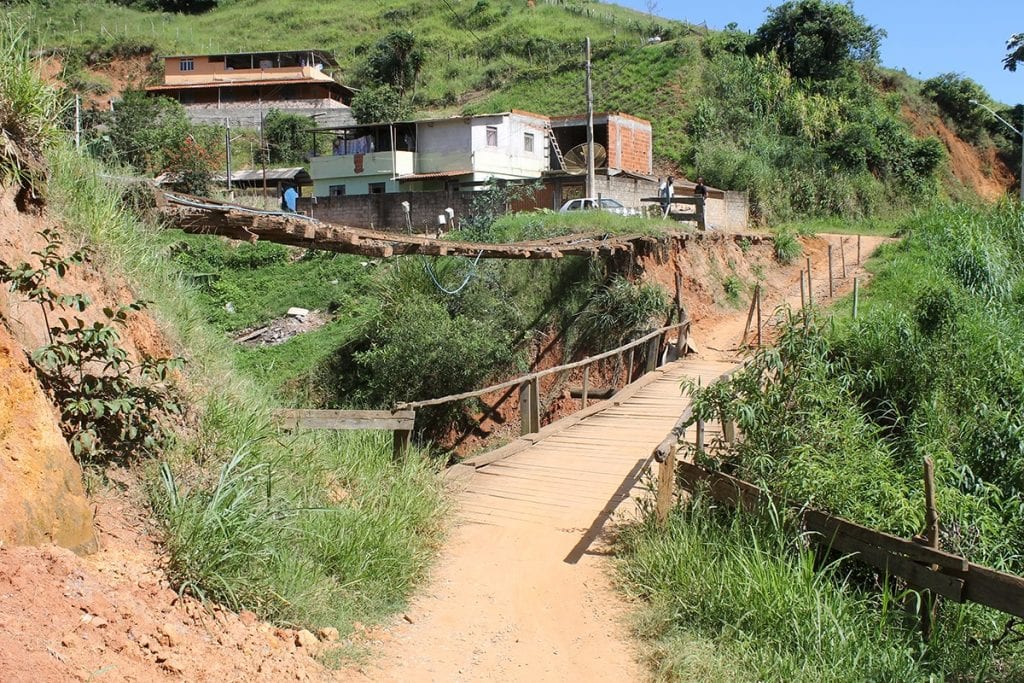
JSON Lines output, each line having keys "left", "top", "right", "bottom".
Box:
{"left": 11, "top": 0, "right": 1020, "bottom": 223}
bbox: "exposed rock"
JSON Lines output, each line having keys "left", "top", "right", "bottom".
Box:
{"left": 0, "top": 326, "right": 96, "bottom": 554}
{"left": 294, "top": 629, "right": 318, "bottom": 649}
{"left": 317, "top": 627, "right": 339, "bottom": 642}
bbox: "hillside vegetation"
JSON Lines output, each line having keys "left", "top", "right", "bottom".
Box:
{"left": 8, "top": 0, "right": 1019, "bottom": 223}
{"left": 620, "top": 203, "right": 1024, "bottom": 680}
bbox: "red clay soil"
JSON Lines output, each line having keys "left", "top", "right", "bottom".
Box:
{"left": 903, "top": 106, "right": 1015, "bottom": 201}
{"left": 0, "top": 476, "right": 355, "bottom": 682}
{"left": 40, "top": 54, "right": 155, "bottom": 111}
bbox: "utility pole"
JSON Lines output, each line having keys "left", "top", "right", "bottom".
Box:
{"left": 585, "top": 37, "right": 595, "bottom": 199}
{"left": 224, "top": 117, "right": 233, "bottom": 193}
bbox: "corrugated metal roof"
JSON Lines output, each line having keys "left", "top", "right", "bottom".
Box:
{"left": 215, "top": 168, "right": 310, "bottom": 183}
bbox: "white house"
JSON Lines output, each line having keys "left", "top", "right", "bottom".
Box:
{"left": 309, "top": 110, "right": 554, "bottom": 197}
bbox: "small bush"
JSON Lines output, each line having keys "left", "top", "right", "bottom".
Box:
{"left": 772, "top": 230, "right": 802, "bottom": 264}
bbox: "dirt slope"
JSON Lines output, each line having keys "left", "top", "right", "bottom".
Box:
{"left": 903, "top": 107, "right": 1015, "bottom": 201}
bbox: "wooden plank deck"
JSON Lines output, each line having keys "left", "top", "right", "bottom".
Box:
{"left": 457, "top": 358, "right": 738, "bottom": 529}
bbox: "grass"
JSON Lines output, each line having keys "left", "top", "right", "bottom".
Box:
{"left": 45, "top": 144, "right": 447, "bottom": 633}
{"left": 618, "top": 498, "right": 999, "bottom": 682}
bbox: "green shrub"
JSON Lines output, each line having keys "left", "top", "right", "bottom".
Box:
{"left": 772, "top": 230, "right": 802, "bottom": 264}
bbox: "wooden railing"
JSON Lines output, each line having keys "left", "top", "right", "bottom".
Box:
{"left": 651, "top": 377, "right": 1024, "bottom": 625}
{"left": 273, "top": 408, "right": 415, "bottom": 459}
{"left": 397, "top": 318, "right": 691, "bottom": 435}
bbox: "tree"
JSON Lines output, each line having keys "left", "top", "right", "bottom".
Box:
{"left": 107, "top": 91, "right": 190, "bottom": 172}
{"left": 262, "top": 110, "right": 317, "bottom": 164}
{"left": 350, "top": 84, "right": 413, "bottom": 125}
{"left": 921, "top": 73, "right": 991, "bottom": 142}
{"left": 163, "top": 135, "right": 215, "bottom": 195}
{"left": 360, "top": 30, "right": 425, "bottom": 94}
{"left": 1005, "top": 33, "right": 1024, "bottom": 72}
{"left": 748, "top": 0, "right": 885, "bottom": 81}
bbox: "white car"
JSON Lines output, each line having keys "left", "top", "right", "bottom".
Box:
{"left": 558, "top": 197, "right": 641, "bottom": 217}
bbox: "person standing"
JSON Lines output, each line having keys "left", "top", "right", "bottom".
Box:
{"left": 283, "top": 184, "right": 299, "bottom": 213}
{"left": 661, "top": 176, "right": 675, "bottom": 218}
{"left": 694, "top": 177, "right": 708, "bottom": 201}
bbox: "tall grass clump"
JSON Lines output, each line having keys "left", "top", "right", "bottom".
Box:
{"left": 619, "top": 499, "right": 947, "bottom": 682}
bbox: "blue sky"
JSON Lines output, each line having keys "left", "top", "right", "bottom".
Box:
{"left": 614, "top": 1, "right": 1022, "bottom": 106}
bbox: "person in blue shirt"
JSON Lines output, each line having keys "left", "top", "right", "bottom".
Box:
{"left": 282, "top": 184, "right": 299, "bottom": 212}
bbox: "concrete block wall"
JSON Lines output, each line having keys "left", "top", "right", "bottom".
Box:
{"left": 297, "top": 192, "right": 473, "bottom": 232}
{"left": 296, "top": 183, "right": 750, "bottom": 233}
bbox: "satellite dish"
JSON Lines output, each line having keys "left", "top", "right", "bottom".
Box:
{"left": 562, "top": 143, "right": 607, "bottom": 175}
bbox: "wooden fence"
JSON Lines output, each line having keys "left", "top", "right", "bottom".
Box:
{"left": 651, "top": 388, "right": 1024, "bottom": 622}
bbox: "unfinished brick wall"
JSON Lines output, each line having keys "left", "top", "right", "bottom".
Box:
{"left": 606, "top": 115, "right": 652, "bottom": 175}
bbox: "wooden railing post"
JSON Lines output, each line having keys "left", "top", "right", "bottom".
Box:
{"left": 696, "top": 417, "right": 705, "bottom": 453}
{"left": 723, "top": 415, "right": 736, "bottom": 445}
{"left": 740, "top": 284, "right": 758, "bottom": 347}
{"left": 581, "top": 365, "right": 589, "bottom": 408}
{"left": 656, "top": 443, "right": 677, "bottom": 526}
{"left": 626, "top": 347, "right": 635, "bottom": 385}
{"left": 529, "top": 377, "right": 540, "bottom": 433}
{"left": 919, "top": 456, "right": 941, "bottom": 640}
{"left": 392, "top": 427, "right": 412, "bottom": 460}
{"left": 646, "top": 336, "right": 659, "bottom": 373}
{"left": 519, "top": 382, "right": 533, "bottom": 435}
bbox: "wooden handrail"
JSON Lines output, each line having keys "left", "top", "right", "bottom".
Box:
{"left": 397, "top": 319, "right": 690, "bottom": 410}
{"left": 652, "top": 362, "right": 744, "bottom": 462}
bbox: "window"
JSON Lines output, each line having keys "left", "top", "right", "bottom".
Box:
{"left": 524, "top": 132, "right": 535, "bottom": 153}
{"left": 368, "top": 182, "right": 387, "bottom": 194}
{"left": 486, "top": 126, "right": 498, "bottom": 147}
{"left": 179, "top": 58, "right": 194, "bottom": 72}
{"left": 329, "top": 185, "right": 346, "bottom": 197}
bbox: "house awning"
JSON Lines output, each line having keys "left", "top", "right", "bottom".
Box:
{"left": 146, "top": 78, "right": 353, "bottom": 94}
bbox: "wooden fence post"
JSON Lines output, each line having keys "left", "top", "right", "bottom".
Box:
{"left": 756, "top": 286, "right": 763, "bottom": 347}
{"left": 656, "top": 443, "right": 677, "bottom": 525}
{"left": 806, "top": 257, "right": 813, "bottom": 305}
{"left": 840, "top": 238, "right": 847, "bottom": 278}
{"left": 857, "top": 234, "right": 862, "bottom": 264}
{"left": 581, "top": 365, "right": 589, "bottom": 408}
{"left": 740, "top": 284, "right": 758, "bottom": 347}
{"left": 800, "top": 270, "right": 806, "bottom": 309}
{"left": 695, "top": 417, "right": 705, "bottom": 453}
{"left": 853, "top": 277, "right": 860, "bottom": 319}
{"left": 919, "top": 457, "right": 941, "bottom": 640}
{"left": 828, "top": 244, "right": 834, "bottom": 298}
{"left": 626, "top": 347, "right": 635, "bottom": 385}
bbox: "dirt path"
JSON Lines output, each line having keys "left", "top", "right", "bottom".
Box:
{"left": 353, "top": 233, "right": 891, "bottom": 683}
{"left": 694, "top": 233, "right": 891, "bottom": 360}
